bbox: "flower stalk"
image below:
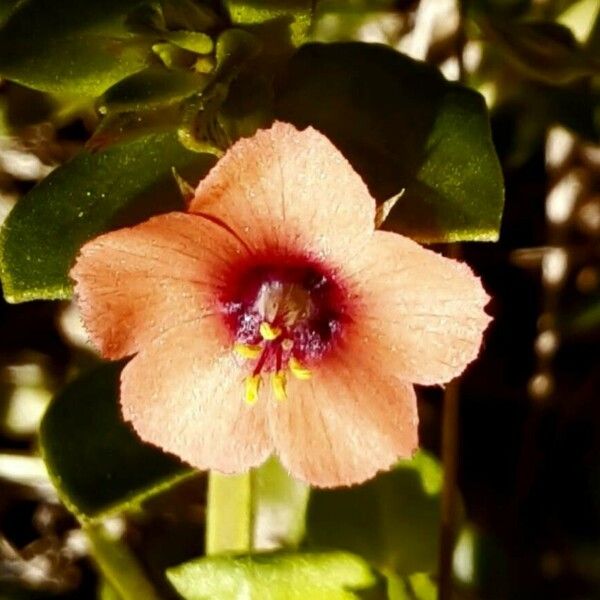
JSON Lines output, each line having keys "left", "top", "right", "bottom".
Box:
{"left": 206, "top": 470, "right": 254, "bottom": 555}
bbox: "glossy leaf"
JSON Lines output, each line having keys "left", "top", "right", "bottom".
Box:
{"left": 0, "top": 132, "right": 216, "bottom": 302}
{"left": 0, "top": 0, "right": 150, "bottom": 95}
{"left": 167, "top": 551, "right": 378, "bottom": 600}
{"left": 100, "top": 67, "right": 209, "bottom": 112}
{"left": 275, "top": 42, "right": 504, "bottom": 243}
{"left": 305, "top": 452, "right": 443, "bottom": 576}
{"left": 479, "top": 17, "right": 600, "bottom": 85}
{"left": 40, "top": 362, "right": 193, "bottom": 520}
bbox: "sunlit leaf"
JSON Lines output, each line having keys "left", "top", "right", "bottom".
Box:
{"left": 0, "top": 0, "right": 150, "bottom": 95}
{"left": 275, "top": 42, "right": 504, "bottom": 243}
{"left": 305, "top": 452, "right": 443, "bottom": 576}
{"left": 40, "top": 362, "right": 193, "bottom": 520}
{"left": 167, "top": 551, "right": 379, "bottom": 600}
{"left": 166, "top": 30, "right": 213, "bottom": 54}
{"left": 0, "top": 132, "right": 216, "bottom": 303}
{"left": 224, "top": 0, "right": 315, "bottom": 47}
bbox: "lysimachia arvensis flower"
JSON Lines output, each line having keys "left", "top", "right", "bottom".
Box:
{"left": 71, "top": 122, "right": 491, "bottom": 487}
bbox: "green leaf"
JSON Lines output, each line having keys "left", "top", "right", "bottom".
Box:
{"left": 167, "top": 551, "right": 378, "bottom": 600}
{"left": 40, "top": 362, "right": 193, "bottom": 521}
{"left": 305, "top": 452, "right": 443, "bottom": 576}
{"left": 275, "top": 42, "right": 504, "bottom": 243}
{"left": 479, "top": 17, "right": 600, "bottom": 85}
{"left": 100, "top": 67, "right": 209, "bottom": 112}
{"left": 0, "top": 132, "right": 216, "bottom": 303}
{"left": 166, "top": 30, "right": 213, "bottom": 54}
{"left": 0, "top": 0, "right": 151, "bottom": 95}
{"left": 224, "top": 0, "right": 315, "bottom": 47}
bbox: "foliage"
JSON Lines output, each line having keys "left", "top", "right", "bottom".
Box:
{"left": 7, "top": 0, "right": 599, "bottom": 597}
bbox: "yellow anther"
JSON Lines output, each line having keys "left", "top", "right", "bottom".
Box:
{"left": 244, "top": 375, "right": 261, "bottom": 405}
{"left": 289, "top": 357, "right": 312, "bottom": 380}
{"left": 271, "top": 371, "right": 287, "bottom": 401}
{"left": 260, "top": 321, "right": 281, "bottom": 341}
{"left": 234, "top": 343, "right": 262, "bottom": 359}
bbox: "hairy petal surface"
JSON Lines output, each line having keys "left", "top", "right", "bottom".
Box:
{"left": 346, "top": 231, "right": 491, "bottom": 386}
{"left": 71, "top": 212, "right": 246, "bottom": 359}
{"left": 120, "top": 318, "right": 272, "bottom": 474}
{"left": 190, "top": 122, "right": 376, "bottom": 261}
{"left": 268, "top": 348, "right": 419, "bottom": 487}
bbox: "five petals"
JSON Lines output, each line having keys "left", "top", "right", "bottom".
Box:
{"left": 70, "top": 121, "right": 492, "bottom": 487}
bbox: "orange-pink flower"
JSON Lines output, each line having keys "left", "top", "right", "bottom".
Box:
{"left": 71, "top": 122, "right": 491, "bottom": 487}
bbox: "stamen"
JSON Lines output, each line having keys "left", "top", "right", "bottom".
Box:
{"left": 260, "top": 321, "right": 282, "bottom": 341}
{"left": 289, "top": 357, "right": 312, "bottom": 380}
{"left": 244, "top": 374, "right": 261, "bottom": 405}
{"left": 271, "top": 371, "right": 287, "bottom": 401}
{"left": 234, "top": 343, "right": 262, "bottom": 359}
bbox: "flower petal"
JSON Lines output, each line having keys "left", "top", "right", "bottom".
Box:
{"left": 346, "top": 231, "right": 491, "bottom": 385}
{"left": 268, "top": 351, "right": 418, "bottom": 487}
{"left": 190, "top": 122, "right": 376, "bottom": 260}
{"left": 120, "top": 318, "right": 272, "bottom": 474}
{"left": 71, "top": 212, "right": 246, "bottom": 359}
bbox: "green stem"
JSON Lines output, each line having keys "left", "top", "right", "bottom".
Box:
{"left": 85, "top": 522, "right": 160, "bottom": 600}
{"left": 206, "top": 470, "right": 254, "bottom": 555}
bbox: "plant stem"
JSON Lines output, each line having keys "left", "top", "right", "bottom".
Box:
{"left": 438, "top": 379, "right": 460, "bottom": 600}
{"left": 438, "top": 243, "right": 463, "bottom": 600}
{"left": 85, "top": 521, "right": 160, "bottom": 600}
{"left": 205, "top": 470, "right": 254, "bottom": 555}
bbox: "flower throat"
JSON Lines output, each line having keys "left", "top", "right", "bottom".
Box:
{"left": 222, "top": 265, "right": 344, "bottom": 404}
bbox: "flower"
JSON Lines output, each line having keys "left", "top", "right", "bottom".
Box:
{"left": 71, "top": 122, "right": 491, "bottom": 488}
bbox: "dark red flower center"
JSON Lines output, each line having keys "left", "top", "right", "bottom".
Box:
{"left": 220, "top": 260, "right": 347, "bottom": 402}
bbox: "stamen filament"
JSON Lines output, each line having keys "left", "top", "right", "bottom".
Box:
{"left": 260, "top": 321, "right": 282, "bottom": 341}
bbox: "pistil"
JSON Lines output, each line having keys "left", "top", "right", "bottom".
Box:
{"left": 225, "top": 264, "right": 342, "bottom": 404}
